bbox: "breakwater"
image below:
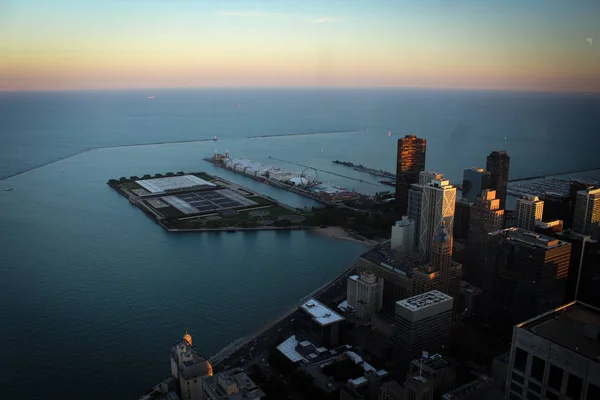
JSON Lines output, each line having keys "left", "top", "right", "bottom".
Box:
{"left": 247, "top": 130, "right": 360, "bottom": 139}
{"left": 0, "top": 138, "right": 220, "bottom": 181}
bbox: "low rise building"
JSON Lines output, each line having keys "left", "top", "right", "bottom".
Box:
{"left": 201, "top": 368, "right": 264, "bottom": 400}
{"left": 299, "top": 298, "right": 345, "bottom": 346}
{"left": 404, "top": 353, "right": 456, "bottom": 400}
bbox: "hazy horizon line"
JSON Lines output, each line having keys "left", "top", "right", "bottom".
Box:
{"left": 1, "top": 85, "right": 599, "bottom": 95}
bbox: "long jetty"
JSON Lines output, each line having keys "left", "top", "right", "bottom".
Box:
{"left": 0, "top": 138, "right": 219, "bottom": 181}
{"left": 267, "top": 156, "right": 381, "bottom": 186}
{"left": 247, "top": 130, "right": 360, "bottom": 139}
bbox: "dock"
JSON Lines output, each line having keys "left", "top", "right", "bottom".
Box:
{"left": 204, "top": 155, "right": 361, "bottom": 205}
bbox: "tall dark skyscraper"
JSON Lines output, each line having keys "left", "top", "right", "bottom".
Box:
{"left": 485, "top": 151, "right": 510, "bottom": 209}
{"left": 395, "top": 134, "right": 426, "bottom": 215}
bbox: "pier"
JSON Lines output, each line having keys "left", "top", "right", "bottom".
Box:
{"left": 268, "top": 156, "right": 380, "bottom": 186}
{"left": 332, "top": 160, "right": 396, "bottom": 179}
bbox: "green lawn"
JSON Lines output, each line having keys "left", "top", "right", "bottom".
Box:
{"left": 165, "top": 204, "right": 304, "bottom": 230}
{"left": 191, "top": 172, "right": 216, "bottom": 182}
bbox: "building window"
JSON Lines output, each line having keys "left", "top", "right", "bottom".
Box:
{"left": 588, "top": 383, "right": 600, "bottom": 400}
{"left": 545, "top": 391, "right": 559, "bottom": 400}
{"left": 566, "top": 374, "right": 582, "bottom": 400}
{"left": 514, "top": 347, "right": 528, "bottom": 372}
{"left": 509, "top": 393, "right": 521, "bottom": 400}
{"left": 547, "top": 364, "right": 563, "bottom": 391}
{"left": 512, "top": 372, "right": 525, "bottom": 384}
{"left": 511, "top": 382, "right": 523, "bottom": 394}
{"left": 528, "top": 381, "right": 541, "bottom": 393}
{"left": 530, "top": 356, "right": 545, "bottom": 382}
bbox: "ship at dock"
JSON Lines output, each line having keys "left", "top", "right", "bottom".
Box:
{"left": 205, "top": 151, "right": 359, "bottom": 204}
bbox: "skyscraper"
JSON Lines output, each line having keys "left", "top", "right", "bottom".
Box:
{"left": 392, "top": 291, "right": 453, "bottom": 368}
{"left": 485, "top": 151, "right": 510, "bottom": 210}
{"left": 485, "top": 228, "right": 571, "bottom": 324}
{"left": 462, "top": 167, "right": 488, "bottom": 203}
{"left": 515, "top": 195, "right": 544, "bottom": 231}
{"left": 346, "top": 271, "right": 383, "bottom": 320}
{"left": 572, "top": 187, "right": 600, "bottom": 239}
{"left": 431, "top": 224, "right": 461, "bottom": 299}
{"left": 543, "top": 191, "right": 571, "bottom": 227}
{"left": 505, "top": 302, "right": 600, "bottom": 400}
{"left": 407, "top": 171, "right": 443, "bottom": 251}
{"left": 395, "top": 134, "right": 427, "bottom": 215}
{"left": 453, "top": 198, "right": 472, "bottom": 240}
{"left": 418, "top": 177, "right": 456, "bottom": 261}
{"left": 467, "top": 189, "right": 505, "bottom": 285}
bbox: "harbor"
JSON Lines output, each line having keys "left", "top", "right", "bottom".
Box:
{"left": 204, "top": 151, "right": 360, "bottom": 205}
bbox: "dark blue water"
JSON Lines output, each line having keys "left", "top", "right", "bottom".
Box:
{"left": 1, "top": 88, "right": 599, "bottom": 399}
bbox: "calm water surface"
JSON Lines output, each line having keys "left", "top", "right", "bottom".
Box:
{"left": 1, "top": 89, "right": 599, "bottom": 399}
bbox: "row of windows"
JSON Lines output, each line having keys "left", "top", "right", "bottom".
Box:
{"left": 512, "top": 347, "right": 600, "bottom": 400}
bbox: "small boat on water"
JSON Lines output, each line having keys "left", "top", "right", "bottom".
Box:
{"left": 148, "top": 96, "right": 155, "bottom": 99}
{"left": 213, "top": 136, "right": 218, "bottom": 141}
{"left": 5, "top": 186, "right": 13, "bottom": 191}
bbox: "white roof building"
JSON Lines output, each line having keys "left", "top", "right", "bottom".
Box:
{"left": 300, "top": 298, "right": 345, "bottom": 326}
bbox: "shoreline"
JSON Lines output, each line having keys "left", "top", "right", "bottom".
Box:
{"left": 311, "top": 226, "right": 379, "bottom": 246}
{"left": 209, "top": 258, "right": 361, "bottom": 367}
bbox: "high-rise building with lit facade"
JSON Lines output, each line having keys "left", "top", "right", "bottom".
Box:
{"left": 505, "top": 302, "right": 600, "bottom": 400}
{"left": 462, "top": 167, "right": 488, "bottom": 203}
{"left": 170, "top": 332, "right": 213, "bottom": 400}
{"left": 407, "top": 172, "right": 444, "bottom": 252}
{"left": 572, "top": 187, "right": 600, "bottom": 239}
{"left": 396, "top": 135, "right": 427, "bottom": 215}
{"left": 485, "top": 151, "right": 510, "bottom": 210}
{"left": 516, "top": 195, "right": 544, "bottom": 231}
{"left": 418, "top": 177, "right": 456, "bottom": 261}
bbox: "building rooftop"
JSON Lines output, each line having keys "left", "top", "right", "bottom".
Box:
{"left": 518, "top": 302, "right": 600, "bottom": 363}
{"left": 535, "top": 220, "right": 562, "bottom": 228}
{"left": 489, "top": 227, "right": 569, "bottom": 250}
{"left": 556, "top": 230, "right": 599, "bottom": 244}
{"left": 171, "top": 341, "right": 213, "bottom": 380}
{"left": 136, "top": 175, "right": 215, "bottom": 193}
{"left": 300, "top": 298, "right": 345, "bottom": 326}
{"left": 397, "top": 290, "right": 453, "bottom": 312}
{"left": 202, "top": 368, "right": 264, "bottom": 400}
{"left": 360, "top": 246, "right": 415, "bottom": 276}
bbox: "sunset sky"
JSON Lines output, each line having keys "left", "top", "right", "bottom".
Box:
{"left": 1, "top": 0, "right": 599, "bottom": 92}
